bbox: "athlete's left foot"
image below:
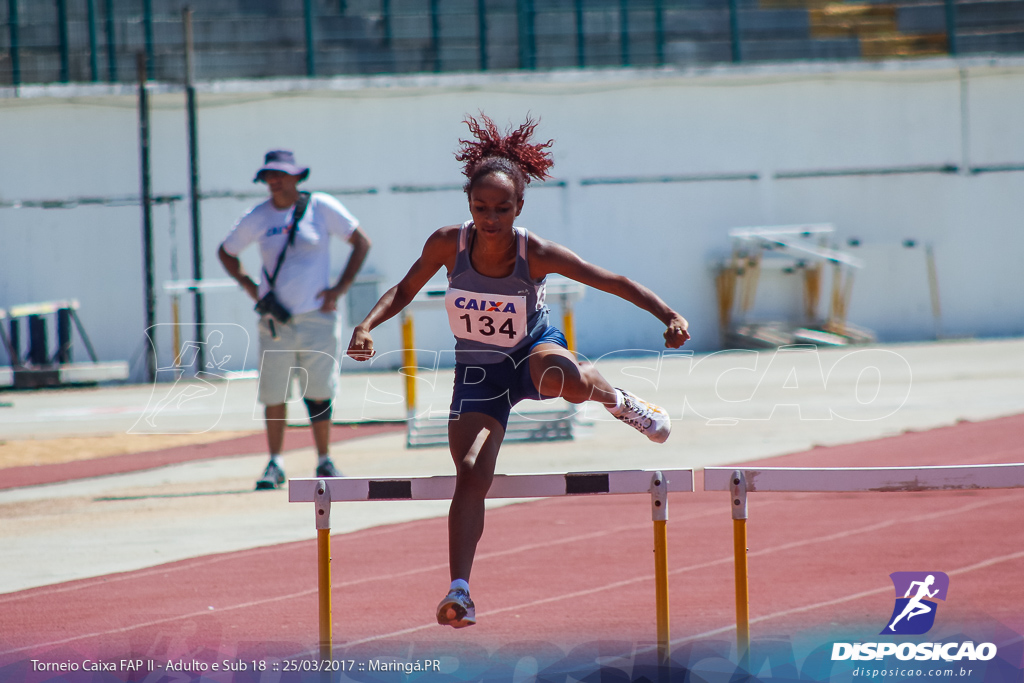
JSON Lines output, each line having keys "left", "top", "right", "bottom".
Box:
{"left": 436, "top": 588, "right": 476, "bottom": 628}
{"left": 609, "top": 388, "right": 671, "bottom": 443}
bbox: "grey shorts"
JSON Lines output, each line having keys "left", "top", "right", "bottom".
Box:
{"left": 257, "top": 310, "right": 340, "bottom": 405}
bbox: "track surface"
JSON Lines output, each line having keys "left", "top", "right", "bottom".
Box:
{"left": 1, "top": 415, "right": 1022, "bottom": 681}
{"left": 0, "top": 422, "right": 403, "bottom": 490}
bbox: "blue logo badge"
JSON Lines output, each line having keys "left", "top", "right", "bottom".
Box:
{"left": 881, "top": 572, "right": 949, "bottom": 635}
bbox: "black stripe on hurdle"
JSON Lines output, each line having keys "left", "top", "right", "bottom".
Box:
{"left": 565, "top": 473, "right": 610, "bottom": 495}
{"left": 368, "top": 480, "right": 413, "bottom": 500}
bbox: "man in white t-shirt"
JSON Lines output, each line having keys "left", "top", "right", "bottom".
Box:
{"left": 218, "top": 150, "right": 371, "bottom": 490}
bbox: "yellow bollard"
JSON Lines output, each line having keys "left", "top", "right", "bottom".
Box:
{"left": 401, "top": 312, "right": 416, "bottom": 418}
{"left": 171, "top": 295, "right": 182, "bottom": 365}
{"left": 561, "top": 300, "right": 576, "bottom": 356}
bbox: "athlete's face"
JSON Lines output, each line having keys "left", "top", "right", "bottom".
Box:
{"left": 468, "top": 172, "right": 523, "bottom": 237}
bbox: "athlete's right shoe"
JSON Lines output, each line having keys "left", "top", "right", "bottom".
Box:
{"left": 436, "top": 588, "right": 476, "bottom": 628}
{"left": 315, "top": 458, "right": 341, "bottom": 478}
{"left": 610, "top": 388, "right": 671, "bottom": 443}
{"left": 255, "top": 460, "right": 286, "bottom": 491}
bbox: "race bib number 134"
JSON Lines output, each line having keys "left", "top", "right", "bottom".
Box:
{"left": 444, "top": 288, "right": 528, "bottom": 348}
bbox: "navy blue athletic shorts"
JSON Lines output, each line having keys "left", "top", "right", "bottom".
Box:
{"left": 449, "top": 325, "right": 568, "bottom": 430}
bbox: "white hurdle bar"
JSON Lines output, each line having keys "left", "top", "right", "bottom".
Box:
{"left": 704, "top": 464, "right": 1024, "bottom": 667}
{"left": 290, "top": 469, "right": 694, "bottom": 664}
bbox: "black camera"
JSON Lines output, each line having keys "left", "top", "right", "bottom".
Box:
{"left": 255, "top": 291, "right": 292, "bottom": 324}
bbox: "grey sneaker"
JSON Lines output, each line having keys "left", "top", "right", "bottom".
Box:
{"left": 436, "top": 588, "right": 476, "bottom": 628}
{"left": 255, "top": 460, "right": 286, "bottom": 490}
{"left": 610, "top": 388, "right": 671, "bottom": 443}
{"left": 315, "top": 458, "right": 341, "bottom": 478}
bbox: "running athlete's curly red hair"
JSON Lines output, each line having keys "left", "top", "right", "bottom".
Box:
{"left": 456, "top": 113, "right": 554, "bottom": 201}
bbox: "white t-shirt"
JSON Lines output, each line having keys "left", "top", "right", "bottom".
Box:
{"left": 222, "top": 192, "right": 358, "bottom": 316}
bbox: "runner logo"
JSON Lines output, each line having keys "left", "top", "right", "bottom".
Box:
{"left": 881, "top": 571, "right": 949, "bottom": 635}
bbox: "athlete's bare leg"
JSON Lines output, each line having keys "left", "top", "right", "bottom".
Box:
{"left": 527, "top": 343, "right": 617, "bottom": 407}
{"left": 447, "top": 412, "right": 505, "bottom": 582}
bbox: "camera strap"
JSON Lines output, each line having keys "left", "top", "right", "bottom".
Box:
{"left": 263, "top": 191, "right": 311, "bottom": 288}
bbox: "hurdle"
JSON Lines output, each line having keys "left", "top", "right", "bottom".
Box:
{"left": 0, "top": 299, "right": 129, "bottom": 388}
{"left": 163, "top": 278, "right": 238, "bottom": 365}
{"left": 704, "top": 463, "right": 1024, "bottom": 666}
{"left": 290, "top": 468, "right": 694, "bottom": 664}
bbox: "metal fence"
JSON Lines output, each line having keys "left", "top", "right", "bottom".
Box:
{"left": 2, "top": 0, "right": 1023, "bottom": 87}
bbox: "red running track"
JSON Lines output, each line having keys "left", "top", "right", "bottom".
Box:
{"left": 1, "top": 416, "right": 1023, "bottom": 681}
{"left": 0, "top": 422, "right": 404, "bottom": 491}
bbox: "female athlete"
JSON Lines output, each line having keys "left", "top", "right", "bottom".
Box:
{"left": 347, "top": 114, "right": 690, "bottom": 628}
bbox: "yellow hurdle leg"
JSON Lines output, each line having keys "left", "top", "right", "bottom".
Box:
{"left": 314, "top": 480, "right": 333, "bottom": 661}
{"left": 730, "top": 471, "right": 750, "bottom": 669}
{"left": 653, "top": 518, "right": 670, "bottom": 665}
{"left": 650, "top": 472, "right": 670, "bottom": 667}
{"left": 318, "top": 528, "right": 332, "bottom": 661}
{"left": 733, "top": 518, "right": 750, "bottom": 665}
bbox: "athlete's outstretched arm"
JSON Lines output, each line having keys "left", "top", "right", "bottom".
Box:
{"left": 529, "top": 237, "right": 690, "bottom": 348}
{"left": 347, "top": 227, "right": 456, "bottom": 361}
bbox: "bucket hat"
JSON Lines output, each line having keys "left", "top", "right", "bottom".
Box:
{"left": 254, "top": 149, "right": 310, "bottom": 183}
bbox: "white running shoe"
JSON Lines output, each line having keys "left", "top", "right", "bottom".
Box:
{"left": 609, "top": 388, "right": 671, "bottom": 443}
{"left": 436, "top": 588, "right": 476, "bottom": 628}
{"left": 255, "top": 460, "right": 286, "bottom": 490}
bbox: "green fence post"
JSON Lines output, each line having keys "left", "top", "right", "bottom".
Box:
{"left": 728, "top": 0, "right": 741, "bottom": 62}
{"left": 304, "top": 0, "right": 316, "bottom": 76}
{"left": 655, "top": 0, "right": 664, "bottom": 65}
{"left": 105, "top": 0, "right": 116, "bottom": 82}
{"left": 57, "top": 0, "right": 70, "bottom": 82}
{"left": 517, "top": 0, "right": 535, "bottom": 69}
{"left": 619, "top": 0, "right": 629, "bottom": 66}
{"left": 430, "top": 0, "right": 440, "bottom": 71}
{"left": 8, "top": 0, "right": 20, "bottom": 88}
{"left": 87, "top": 0, "right": 99, "bottom": 81}
{"left": 478, "top": 0, "right": 487, "bottom": 70}
{"left": 575, "top": 0, "right": 584, "bottom": 67}
{"left": 944, "top": 0, "right": 958, "bottom": 54}
{"left": 529, "top": 0, "right": 535, "bottom": 69}
{"left": 143, "top": 0, "right": 154, "bottom": 78}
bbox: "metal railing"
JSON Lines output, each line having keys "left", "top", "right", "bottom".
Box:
{"left": 2, "top": 0, "right": 1023, "bottom": 88}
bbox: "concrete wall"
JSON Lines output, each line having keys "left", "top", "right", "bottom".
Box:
{"left": 1, "top": 57, "right": 1023, "bottom": 379}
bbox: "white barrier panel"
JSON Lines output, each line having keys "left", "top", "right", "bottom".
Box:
{"left": 290, "top": 468, "right": 694, "bottom": 502}
{"left": 704, "top": 463, "right": 1024, "bottom": 493}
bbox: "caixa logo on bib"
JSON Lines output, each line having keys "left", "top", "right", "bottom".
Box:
{"left": 453, "top": 297, "right": 518, "bottom": 313}
{"left": 882, "top": 571, "right": 949, "bottom": 635}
